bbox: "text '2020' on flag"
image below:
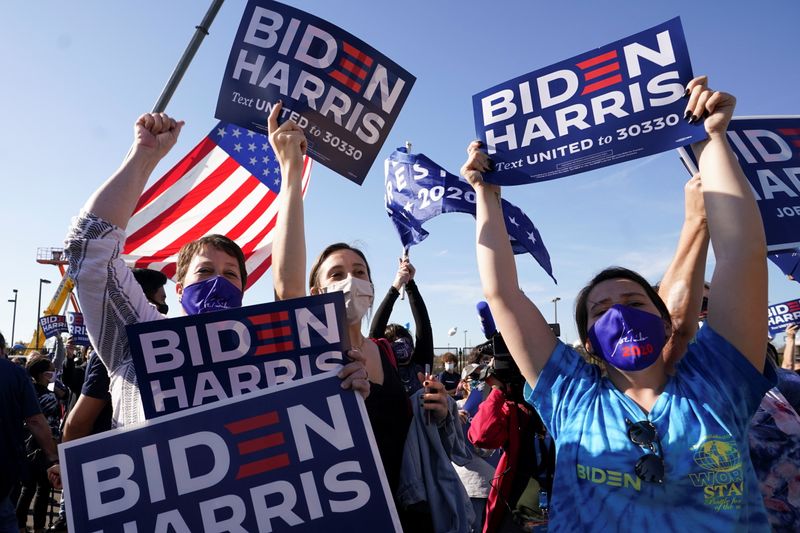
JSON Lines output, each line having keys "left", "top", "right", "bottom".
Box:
{"left": 216, "top": 0, "right": 415, "bottom": 185}
{"left": 384, "top": 147, "right": 556, "bottom": 283}
{"left": 473, "top": 17, "right": 703, "bottom": 185}
{"left": 122, "top": 122, "right": 311, "bottom": 289}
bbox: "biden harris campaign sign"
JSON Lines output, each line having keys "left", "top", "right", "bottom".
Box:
{"left": 39, "top": 315, "right": 67, "bottom": 339}
{"left": 60, "top": 373, "right": 401, "bottom": 533}
{"left": 768, "top": 298, "right": 800, "bottom": 337}
{"left": 473, "top": 17, "right": 704, "bottom": 185}
{"left": 679, "top": 116, "right": 800, "bottom": 251}
{"left": 216, "top": 0, "right": 415, "bottom": 184}
{"left": 128, "top": 293, "right": 348, "bottom": 419}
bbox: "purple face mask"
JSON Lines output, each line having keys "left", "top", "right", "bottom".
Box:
{"left": 180, "top": 276, "right": 243, "bottom": 315}
{"left": 587, "top": 304, "right": 665, "bottom": 371}
{"left": 392, "top": 337, "right": 414, "bottom": 366}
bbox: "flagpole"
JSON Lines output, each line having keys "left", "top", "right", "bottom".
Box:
{"left": 400, "top": 140, "right": 413, "bottom": 301}
{"left": 151, "top": 0, "right": 226, "bottom": 113}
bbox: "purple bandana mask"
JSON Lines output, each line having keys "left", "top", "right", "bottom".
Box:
{"left": 180, "top": 276, "right": 243, "bottom": 315}
{"left": 587, "top": 304, "right": 665, "bottom": 371}
{"left": 392, "top": 337, "right": 414, "bottom": 366}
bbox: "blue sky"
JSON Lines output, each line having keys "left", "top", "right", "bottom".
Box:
{"left": 1, "top": 0, "right": 797, "bottom": 350}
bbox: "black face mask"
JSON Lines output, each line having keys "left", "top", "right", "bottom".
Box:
{"left": 156, "top": 303, "right": 169, "bottom": 315}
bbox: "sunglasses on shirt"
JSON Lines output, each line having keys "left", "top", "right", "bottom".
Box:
{"left": 625, "top": 418, "right": 665, "bottom": 484}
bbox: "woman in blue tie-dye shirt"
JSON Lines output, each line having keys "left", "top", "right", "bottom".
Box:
{"left": 462, "top": 76, "right": 776, "bottom": 532}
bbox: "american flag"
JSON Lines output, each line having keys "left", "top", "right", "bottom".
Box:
{"left": 121, "top": 122, "right": 311, "bottom": 289}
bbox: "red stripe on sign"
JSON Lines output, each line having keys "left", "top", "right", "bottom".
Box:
{"left": 584, "top": 62, "right": 620, "bottom": 81}
{"left": 339, "top": 57, "right": 368, "bottom": 79}
{"left": 257, "top": 326, "right": 292, "bottom": 340}
{"left": 777, "top": 128, "right": 800, "bottom": 135}
{"left": 236, "top": 453, "right": 291, "bottom": 479}
{"left": 330, "top": 70, "right": 362, "bottom": 92}
{"left": 132, "top": 137, "right": 218, "bottom": 214}
{"left": 128, "top": 177, "right": 261, "bottom": 262}
{"left": 225, "top": 411, "right": 279, "bottom": 435}
{"left": 581, "top": 74, "right": 623, "bottom": 95}
{"left": 249, "top": 311, "right": 289, "bottom": 325}
{"left": 124, "top": 157, "right": 240, "bottom": 251}
{"left": 576, "top": 50, "right": 618, "bottom": 70}
{"left": 792, "top": 140, "right": 800, "bottom": 148}
{"left": 237, "top": 432, "right": 285, "bottom": 455}
{"left": 255, "top": 341, "right": 295, "bottom": 356}
{"left": 342, "top": 41, "right": 373, "bottom": 67}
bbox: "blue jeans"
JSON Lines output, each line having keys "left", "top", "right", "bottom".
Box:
{"left": 0, "top": 496, "right": 17, "bottom": 533}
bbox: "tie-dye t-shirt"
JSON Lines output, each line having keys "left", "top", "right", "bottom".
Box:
{"left": 524, "top": 325, "right": 776, "bottom": 532}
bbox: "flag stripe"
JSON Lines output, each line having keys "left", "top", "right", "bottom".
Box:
{"left": 127, "top": 176, "right": 261, "bottom": 263}
{"left": 125, "top": 156, "right": 241, "bottom": 251}
{"left": 133, "top": 137, "right": 218, "bottom": 214}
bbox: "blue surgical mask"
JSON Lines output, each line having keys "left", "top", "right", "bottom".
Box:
{"left": 180, "top": 276, "right": 243, "bottom": 315}
{"left": 587, "top": 304, "right": 666, "bottom": 372}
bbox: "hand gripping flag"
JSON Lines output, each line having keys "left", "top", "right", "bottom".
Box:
{"left": 384, "top": 147, "right": 556, "bottom": 283}
{"left": 122, "top": 123, "right": 311, "bottom": 289}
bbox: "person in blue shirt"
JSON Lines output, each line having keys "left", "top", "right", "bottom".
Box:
{"left": 461, "top": 76, "right": 776, "bottom": 531}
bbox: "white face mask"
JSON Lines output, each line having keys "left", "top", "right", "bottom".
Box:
{"left": 322, "top": 276, "right": 374, "bottom": 324}
{"left": 445, "top": 362, "right": 456, "bottom": 372}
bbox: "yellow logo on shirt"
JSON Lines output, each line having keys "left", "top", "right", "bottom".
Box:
{"left": 688, "top": 436, "right": 744, "bottom": 511}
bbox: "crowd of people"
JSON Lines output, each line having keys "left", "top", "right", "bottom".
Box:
{"left": 1, "top": 75, "right": 799, "bottom": 533}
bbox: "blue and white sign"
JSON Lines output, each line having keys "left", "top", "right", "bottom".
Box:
{"left": 473, "top": 17, "right": 704, "bottom": 185}
{"left": 768, "top": 298, "right": 800, "bottom": 337}
{"left": 679, "top": 116, "right": 800, "bottom": 251}
{"left": 127, "top": 293, "right": 348, "bottom": 419}
{"left": 60, "top": 373, "right": 401, "bottom": 533}
{"left": 216, "top": 0, "right": 415, "bottom": 184}
{"left": 66, "top": 312, "right": 90, "bottom": 346}
{"left": 39, "top": 315, "right": 67, "bottom": 339}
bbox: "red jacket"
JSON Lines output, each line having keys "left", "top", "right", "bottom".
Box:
{"left": 467, "top": 388, "right": 536, "bottom": 533}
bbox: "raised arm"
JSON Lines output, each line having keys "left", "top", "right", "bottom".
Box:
{"left": 688, "top": 77, "right": 768, "bottom": 370}
{"left": 404, "top": 266, "right": 434, "bottom": 368}
{"left": 462, "top": 142, "right": 557, "bottom": 387}
{"left": 658, "top": 174, "right": 710, "bottom": 370}
{"left": 83, "top": 113, "right": 183, "bottom": 229}
{"left": 269, "top": 102, "right": 308, "bottom": 301}
{"left": 367, "top": 259, "right": 407, "bottom": 338}
{"left": 783, "top": 324, "right": 798, "bottom": 371}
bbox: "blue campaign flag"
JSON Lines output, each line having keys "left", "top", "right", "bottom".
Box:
{"left": 385, "top": 147, "right": 557, "bottom": 283}
{"left": 216, "top": 0, "right": 415, "bottom": 185}
{"left": 128, "top": 293, "right": 349, "bottom": 419}
{"left": 678, "top": 116, "right": 800, "bottom": 251}
{"left": 768, "top": 298, "right": 800, "bottom": 337}
{"left": 473, "top": 17, "right": 704, "bottom": 185}
{"left": 60, "top": 373, "right": 401, "bottom": 533}
{"left": 770, "top": 247, "right": 800, "bottom": 282}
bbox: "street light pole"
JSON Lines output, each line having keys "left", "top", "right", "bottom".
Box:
{"left": 463, "top": 329, "right": 468, "bottom": 350}
{"left": 8, "top": 289, "right": 18, "bottom": 346}
{"left": 551, "top": 297, "right": 561, "bottom": 324}
{"left": 36, "top": 279, "right": 51, "bottom": 351}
